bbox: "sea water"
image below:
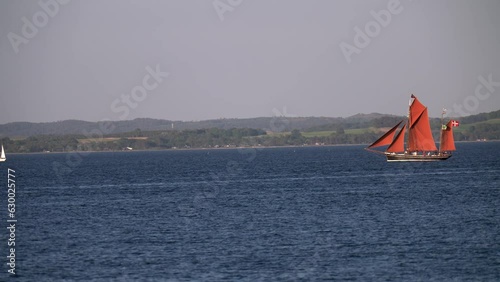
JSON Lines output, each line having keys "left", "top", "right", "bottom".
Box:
{"left": 2, "top": 142, "right": 499, "bottom": 280}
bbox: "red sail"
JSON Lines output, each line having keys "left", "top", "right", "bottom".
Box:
{"left": 367, "top": 120, "right": 403, "bottom": 148}
{"left": 409, "top": 95, "right": 426, "bottom": 127}
{"left": 440, "top": 120, "right": 456, "bottom": 151}
{"left": 408, "top": 108, "right": 437, "bottom": 151}
{"left": 387, "top": 124, "right": 406, "bottom": 153}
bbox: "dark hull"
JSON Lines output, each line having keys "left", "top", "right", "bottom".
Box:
{"left": 385, "top": 153, "right": 451, "bottom": 162}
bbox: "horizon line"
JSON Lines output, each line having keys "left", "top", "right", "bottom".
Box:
{"left": 1, "top": 108, "right": 499, "bottom": 125}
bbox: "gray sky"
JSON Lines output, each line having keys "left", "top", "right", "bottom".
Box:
{"left": 1, "top": 0, "right": 500, "bottom": 123}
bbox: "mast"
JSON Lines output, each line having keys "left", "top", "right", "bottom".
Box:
{"left": 406, "top": 95, "right": 413, "bottom": 152}
{"left": 439, "top": 109, "right": 445, "bottom": 154}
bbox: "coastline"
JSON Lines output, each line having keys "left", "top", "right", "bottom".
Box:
{"left": 4, "top": 143, "right": 369, "bottom": 155}
{"left": 4, "top": 140, "right": 497, "bottom": 155}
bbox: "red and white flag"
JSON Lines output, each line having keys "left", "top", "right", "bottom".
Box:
{"left": 451, "top": 120, "right": 460, "bottom": 127}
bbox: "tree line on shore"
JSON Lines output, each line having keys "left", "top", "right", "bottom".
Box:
{"left": 1, "top": 121, "right": 499, "bottom": 153}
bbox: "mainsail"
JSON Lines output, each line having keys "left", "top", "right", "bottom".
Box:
{"left": 408, "top": 98, "right": 437, "bottom": 152}
{"left": 440, "top": 120, "right": 456, "bottom": 152}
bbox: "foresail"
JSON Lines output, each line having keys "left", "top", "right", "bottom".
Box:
{"left": 387, "top": 124, "right": 406, "bottom": 153}
{"left": 367, "top": 120, "right": 403, "bottom": 149}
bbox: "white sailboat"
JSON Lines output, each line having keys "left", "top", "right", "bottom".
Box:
{"left": 0, "top": 145, "right": 6, "bottom": 162}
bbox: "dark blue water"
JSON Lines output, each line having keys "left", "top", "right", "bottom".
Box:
{"left": 2, "top": 142, "right": 500, "bottom": 281}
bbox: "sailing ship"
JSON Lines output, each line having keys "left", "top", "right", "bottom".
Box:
{"left": 366, "top": 94, "right": 457, "bottom": 162}
{"left": 0, "top": 145, "right": 6, "bottom": 162}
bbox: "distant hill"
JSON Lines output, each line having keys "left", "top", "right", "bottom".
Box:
{"left": 0, "top": 116, "right": 346, "bottom": 137}
{"left": 1, "top": 110, "right": 499, "bottom": 138}
{"left": 304, "top": 113, "right": 403, "bottom": 132}
{"left": 1, "top": 110, "right": 499, "bottom": 153}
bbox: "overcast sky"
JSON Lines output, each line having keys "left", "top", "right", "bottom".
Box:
{"left": 1, "top": 0, "right": 499, "bottom": 123}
